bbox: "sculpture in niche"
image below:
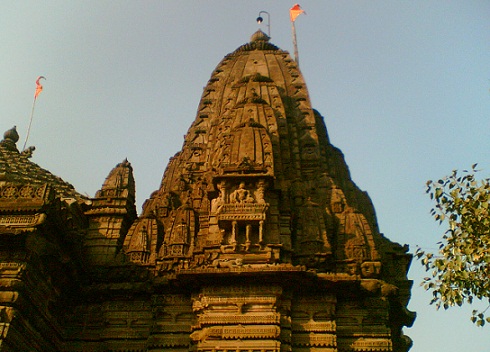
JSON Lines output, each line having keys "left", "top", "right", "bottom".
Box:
{"left": 301, "top": 198, "right": 326, "bottom": 241}
{"left": 208, "top": 181, "right": 268, "bottom": 252}
{"left": 210, "top": 193, "right": 224, "bottom": 214}
{"left": 207, "top": 181, "right": 227, "bottom": 245}
{"left": 217, "top": 180, "right": 228, "bottom": 202}
{"left": 160, "top": 205, "right": 196, "bottom": 258}
{"left": 229, "top": 182, "right": 254, "bottom": 203}
{"left": 294, "top": 197, "right": 331, "bottom": 267}
{"left": 342, "top": 206, "right": 372, "bottom": 261}
{"left": 254, "top": 179, "right": 267, "bottom": 204}
{"left": 125, "top": 217, "right": 159, "bottom": 264}
{"left": 326, "top": 186, "right": 380, "bottom": 274}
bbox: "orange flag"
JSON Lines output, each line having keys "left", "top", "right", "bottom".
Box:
{"left": 34, "top": 76, "right": 45, "bottom": 99}
{"left": 290, "top": 4, "right": 305, "bottom": 22}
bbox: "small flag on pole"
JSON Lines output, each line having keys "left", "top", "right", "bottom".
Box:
{"left": 34, "top": 76, "right": 45, "bottom": 99}
{"left": 290, "top": 4, "right": 305, "bottom": 22}
{"left": 23, "top": 76, "right": 46, "bottom": 150}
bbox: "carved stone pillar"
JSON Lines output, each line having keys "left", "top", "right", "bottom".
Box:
{"left": 231, "top": 220, "right": 237, "bottom": 249}
{"left": 245, "top": 224, "right": 252, "bottom": 250}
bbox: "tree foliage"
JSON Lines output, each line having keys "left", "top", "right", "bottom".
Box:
{"left": 417, "top": 165, "right": 490, "bottom": 326}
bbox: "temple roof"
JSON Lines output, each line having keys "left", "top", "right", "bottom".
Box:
{"left": 138, "top": 30, "right": 384, "bottom": 267}
{"left": 0, "top": 126, "right": 84, "bottom": 200}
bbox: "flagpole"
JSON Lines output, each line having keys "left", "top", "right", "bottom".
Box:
{"left": 289, "top": 4, "right": 304, "bottom": 67}
{"left": 23, "top": 97, "right": 37, "bottom": 151}
{"left": 23, "top": 76, "right": 45, "bottom": 151}
{"left": 291, "top": 20, "right": 299, "bottom": 66}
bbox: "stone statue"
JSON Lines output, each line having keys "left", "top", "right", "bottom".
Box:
{"left": 254, "top": 179, "right": 267, "bottom": 204}
{"left": 229, "top": 182, "right": 254, "bottom": 203}
{"left": 210, "top": 194, "right": 224, "bottom": 214}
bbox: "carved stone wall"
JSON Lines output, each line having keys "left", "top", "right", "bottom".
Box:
{"left": 191, "top": 286, "right": 282, "bottom": 351}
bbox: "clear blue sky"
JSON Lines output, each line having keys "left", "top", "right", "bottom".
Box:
{"left": 1, "top": 1, "right": 489, "bottom": 350}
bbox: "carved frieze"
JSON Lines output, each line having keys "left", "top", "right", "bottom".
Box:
{"left": 338, "top": 337, "right": 392, "bottom": 351}
{"left": 192, "top": 325, "right": 281, "bottom": 341}
{"left": 292, "top": 333, "right": 336, "bottom": 347}
{"left": 0, "top": 184, "right": 47, "bottom": 200}
{"left": 201, "top": 285, "right": 282, "bottom": 296}
{"left": 0, "top": 213, "right": 46, "bottom": 228}
{"left": 196, "top": 313, "right": 280, "bottom": 327}
{"left": 0, "top": 184, "right": 50, "bottom": 212}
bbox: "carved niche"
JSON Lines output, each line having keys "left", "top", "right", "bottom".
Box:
{"left": 208, "top": 179, "right": 269, "bottom": 252}
{"left": 159, "top": 204, "right": 196, "bottom": 259}
{"left": 124, "top": 216, "right": 160, "bottom": 265}
{"left": 327, "top": 186, "right": 382, "bottom": 277}
{"left": 211, "top": 118, "right": 274, "bottom": 176}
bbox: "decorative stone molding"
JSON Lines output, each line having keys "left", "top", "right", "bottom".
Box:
{"left": 0, "top": 213, "right": 46, "bottom": 228}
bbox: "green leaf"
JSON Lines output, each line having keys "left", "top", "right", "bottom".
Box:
{"left": 421, "top": 167, "right": 490, "bottom": 327}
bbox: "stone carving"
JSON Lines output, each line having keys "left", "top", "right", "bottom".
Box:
{"left": 255, "top": 179, "right": 267, "bottom": 204}
{"left": 323, "top": 185, "right": 382, "bottom": 276}
{"left": 210, "top": 192, "right": 224, "bottom": 214}
{"left": 0, "top": 213, "right": 46, "bottom": 227}
{"left": 206, "top": 180, "right": 269, "bottom": 252}
{"left": 210, "top": 257, "right": 243, "bottom": 268}
{"left": 191, "top": 285, "right": 283, "bottom": 348}
{"left": 124, "top": 218, "right": 158, "bottom": 264}
{"left": 0, "top": 183, "right": 48, "bottom": 200}
{"left": 191, "top": 325, "right": 281, "bottom": 341}
{"left": 360, "top": 279, "right": 399, "bottom": 298}
{"left": 230, "top": 182, "right": 255, "bottom": 203}
{"left": 0, "top": 30, "right": 413, "bottom": 352}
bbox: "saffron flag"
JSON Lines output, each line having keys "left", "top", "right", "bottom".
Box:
{"left": 34, "top": 76, "right": 45, "bottom": 99}
{"left": 290, "top": 4, "right": 305, "bottom": 22}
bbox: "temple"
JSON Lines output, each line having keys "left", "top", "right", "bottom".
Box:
{"left": 0, "top": 30, "right": 414, "bottom": 351}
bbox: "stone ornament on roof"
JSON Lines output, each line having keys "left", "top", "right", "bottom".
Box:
{"left": 0, "top": 126, "right": 20, "bottom": 152}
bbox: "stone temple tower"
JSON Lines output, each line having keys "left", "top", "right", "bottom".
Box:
{"left": 0, "top": 31, "right": 414, "bottom": 351}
